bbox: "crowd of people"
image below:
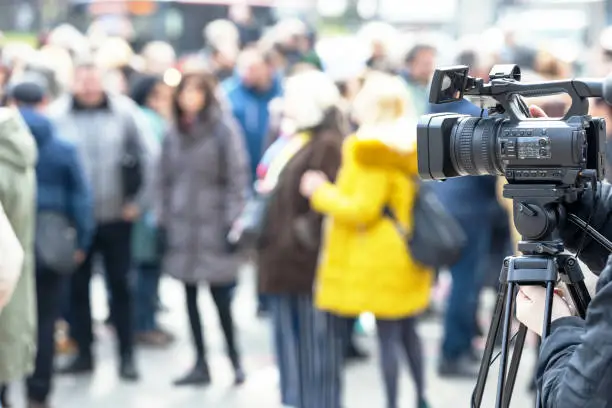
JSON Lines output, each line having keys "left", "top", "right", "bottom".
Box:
{"left": 1, "top": 9, "right": 612, "bottom": 408}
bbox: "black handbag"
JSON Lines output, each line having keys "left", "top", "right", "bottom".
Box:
{"left": 35, "top": 211, "right": 78, "bottom": 275}
{"left": 227, "top": 190, "right": 275, "bottom": 249}
{"left": 121, "top": 120, "right": 143, "bottom": 202}
{"left": 385, "top": 180, "right": 467, "bottom": 269}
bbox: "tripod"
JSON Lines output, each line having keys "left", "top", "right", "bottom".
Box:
{"left": 471, "top": 184, "right": 608, "bottom": 408}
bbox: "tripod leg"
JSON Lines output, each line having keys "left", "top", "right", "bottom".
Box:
{"left": 495, "top": 281, "right": 517, "bottom": 408}
{"left": 501, "top": 323, "right": 528, "bottom": 408}
{"left": 473, "top": 282, "right": 508, "bottom": 407}
{"left": 534, "top": 282, "right": 556, "bottom": 408}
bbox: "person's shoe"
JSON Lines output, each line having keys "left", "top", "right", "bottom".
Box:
{"left": 467, "top": 348, "right": 483, "bottom": 364}
{"left": 345, "top": 343, "right": 369, "bottom": 362}
{"left": 0, "top": 385, "right": 10, "bottom": 408}
{"left": 418, "top": 399, "right": 431, "bottom": 408}
{"left": 119, "top": 357, "right": 140, "bottom": 382}
{"left": 438, "top": 357, "right": 479, "bottom": 378}
{"left": 173, "top": 361, "right": 211, "bottom": 386}
{"left": 27, "top": 400, "right": 50, "bottom": 408}
{"left": 135, "top": 330, "right": 175, "bottom": 348}
{"left": 228, "top": 352, "right": 246, "bottom": 386}
{"left": 233, "top": 366, "right": 246, "bottom": 386}
{"left": 57, "top": 354, "right": 94, "bottom": 375}
{"left": 55, "top": 336, "right": 78, "bottom": 355}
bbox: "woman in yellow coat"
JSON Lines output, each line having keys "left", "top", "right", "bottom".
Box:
{"left": 300, "top": 72, "right": 432, "bottom": 408}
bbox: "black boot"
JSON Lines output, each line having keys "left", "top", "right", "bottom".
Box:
{"left": 57, "top": 353, "right": 94, "bottom": 375}
{"left": 438, "top": 356, "right": 479, "bottom": 378}
{"left": 119, "top": 355, "right": 140, "bottom": 382}
{"left": 173, "top": 359, "right": 211, "bottom": 386}
{"left": 229, "top": 351, "right": 246, "bottom": 386}
{"left": 0, "top": 384, "right": 10, "bottom": 407}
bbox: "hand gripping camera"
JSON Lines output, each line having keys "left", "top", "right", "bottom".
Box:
{"left": 417, "top": 65, "right": 612, "bottom": 408}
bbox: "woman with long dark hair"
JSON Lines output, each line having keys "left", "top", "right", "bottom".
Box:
{"left": 158, "top": 71, "right": 250, "bottom": 386}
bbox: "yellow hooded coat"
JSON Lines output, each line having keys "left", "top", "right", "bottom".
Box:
{"left": 311, "top": 119, "right": 433, "bottom": 318}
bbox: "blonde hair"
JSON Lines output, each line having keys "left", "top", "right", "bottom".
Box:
{"left": 352, "top": 72, "right": 415, "bottom": 125}
{"left": 37, "top": 45, "right": 74, "bottom": 93}
{"left": 94, "top": 37, "right": 134, "bottom": 71}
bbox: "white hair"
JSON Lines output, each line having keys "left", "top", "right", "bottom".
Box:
{"left": 47, "top": 24, "right": 88, "bottom": 57}
{"left": 283, "top": 70, "right": 340, "bottom": 130}
{"left": 204, "top": 19, "right": 239, "bottom": 49}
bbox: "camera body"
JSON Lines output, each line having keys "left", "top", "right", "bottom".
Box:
{"left": 417, "top": 64, "right": 607, "bottom": 194}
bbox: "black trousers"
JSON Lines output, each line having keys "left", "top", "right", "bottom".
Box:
{"left": 184, "top": 283, "right": 239, "bottom": 363}
{"left": 27, "top": 267, "right": 65, "bottom": 403}
{"left": 70, "top": 222, "right": 134, "bottom": 358}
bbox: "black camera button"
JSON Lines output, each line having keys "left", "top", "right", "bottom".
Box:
{"left": 530, "top": 171, "right": 538, "bottom": 177}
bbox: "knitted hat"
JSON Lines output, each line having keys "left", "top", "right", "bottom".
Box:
{"left": 9, "top": 71, "right": 48, "bottom": 105}
{"left": 129, "top": 74, "right": 161, "bottom": 107}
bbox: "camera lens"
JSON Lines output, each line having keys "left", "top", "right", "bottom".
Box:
{"left": 450, "top": 116, "right": 505, "bottom": 176}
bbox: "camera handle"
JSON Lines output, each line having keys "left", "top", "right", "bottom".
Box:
{"left": 466, "top": 77, "right": 603, "bottom": 124}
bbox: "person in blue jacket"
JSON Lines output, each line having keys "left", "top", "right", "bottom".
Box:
{"left": 222, "top": 46, "right": 283, "bottom": 184}
{"left": 221, "top": 46, "right": 282, "bottom": 315}
{"left": 9, "top": 74, "right": 94, "bottom": 408}
{"left": 428, "top": 98, "right": 501, "bottom": 378}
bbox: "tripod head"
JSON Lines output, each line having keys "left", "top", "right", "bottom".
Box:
{"left": 503, "top": 183, "right": 580, "bottom": 252}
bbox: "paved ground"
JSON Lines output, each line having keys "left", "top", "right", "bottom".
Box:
{"left": 11, "top": 266, "right": 537, "bottom": 408}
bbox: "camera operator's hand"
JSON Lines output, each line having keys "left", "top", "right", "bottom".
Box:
{"left": 527, "top": 103, "right": 612, "bottom": 274}
{"left": 529, "top": 105, "right": 548, "bottom": 118}
{"left": 516, "top": 285, "right": 573, "bottom": 336}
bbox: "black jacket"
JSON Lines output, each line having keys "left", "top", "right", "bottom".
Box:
{"left": 538, "top": 182, "right": 612, "bottom": 407}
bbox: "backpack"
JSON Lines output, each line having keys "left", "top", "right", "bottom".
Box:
{"left": 385, "top": 179, "right": 466, "bottom": 269}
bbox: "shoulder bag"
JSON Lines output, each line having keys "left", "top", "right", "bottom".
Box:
{"left": 385, "top": 179, "right": 467, "bottom": 269}
{"left": 35, "top": 211, "right": 78, "bottom": 275}
{"left": 121, "top": 116, "right": 144, "bottom": 202}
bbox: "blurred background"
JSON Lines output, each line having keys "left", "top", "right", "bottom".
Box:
{"left": 0, "top": 1, "right": 610, "bottom": 408}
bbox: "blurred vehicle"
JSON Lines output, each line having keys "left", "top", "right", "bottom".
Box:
{"left": 62, "top": 0, "right": 314, "bottom": 54}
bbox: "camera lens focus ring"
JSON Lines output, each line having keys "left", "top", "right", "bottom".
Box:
{"left": 454, "top": 117, "right": 479, "bottom": 174}
{"left": 476, "top": 120, "right": 498, "bottom": 176}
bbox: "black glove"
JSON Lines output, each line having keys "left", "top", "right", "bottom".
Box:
{"left": 156, "top": 227, "right": 168, "bottom": 258}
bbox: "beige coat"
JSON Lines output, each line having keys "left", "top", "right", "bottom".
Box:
{"left": 0, "top": 107, "right": 37, "bottom": 381}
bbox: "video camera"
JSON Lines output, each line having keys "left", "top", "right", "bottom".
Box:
{"left": 417, "top": 64, "right": 610, "bottom": 202}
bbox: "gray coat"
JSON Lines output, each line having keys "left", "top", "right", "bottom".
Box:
{"left": 47, "top": 93, "right": 155, "bottom": 224}
{"left": 158, "top": 110, "right": 249, "bottom": 284}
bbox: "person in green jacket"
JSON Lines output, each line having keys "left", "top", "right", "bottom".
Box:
{"left": 129, "top": 74, "right": 175, "bottom": 347}
{"left": 0, "top": 106, "right": 38, "bottom": 406}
